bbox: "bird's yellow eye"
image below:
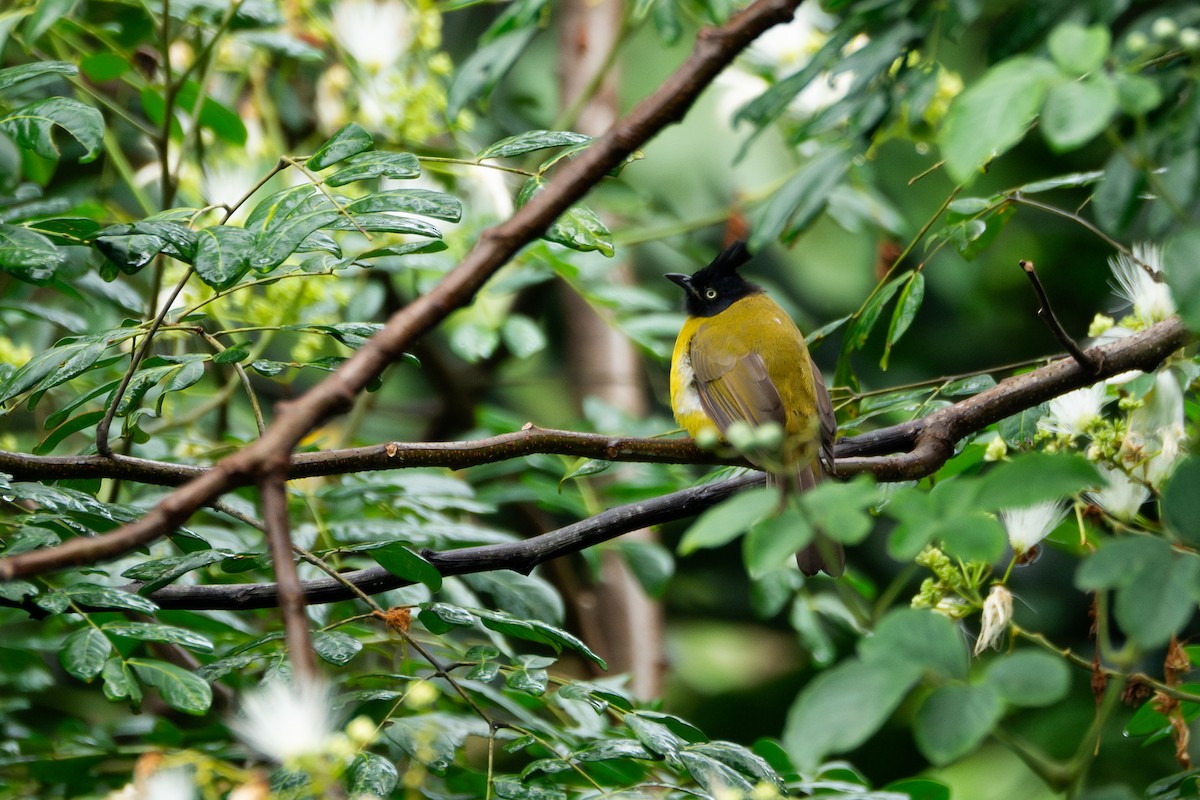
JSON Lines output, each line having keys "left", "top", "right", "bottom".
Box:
{"left": 704, "top": 288, "right": 718, "bottom": 300}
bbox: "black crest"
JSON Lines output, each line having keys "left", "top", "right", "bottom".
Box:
{"left": 665, "top": 240, "right": 761, "bottom": 317}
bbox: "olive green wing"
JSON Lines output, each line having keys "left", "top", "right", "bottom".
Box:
{"left": 812, "top": 354, "right": 837, "bottom": 475}
{"left": 688, "top": 329, "right": 785, "bottom": 433}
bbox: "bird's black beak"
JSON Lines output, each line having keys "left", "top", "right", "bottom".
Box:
{"left": 665, "top": 273, "right": 693, "bottom": 294}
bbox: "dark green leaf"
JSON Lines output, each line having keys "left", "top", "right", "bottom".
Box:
{"left": 0, "top": 61, "right": 77, "bottom": 92}
{"left": 784, "top": 658, "right": 923, "bottom": 770}
{"left": 680, "top": 751, "right": 755, "bottom": 796}
{"left": 387, "top": 712, "right": 488, "bottom": 773}
{"left": 493, "top": 777, "right": 567, "bottom": 800}
{"left": 34, "top": 409, "right": 104, "bottom": 455}
{"left": 60, "top": 628, "right": 112, "bottom": 681}
{"left": 883, "top": 778, "right": 952, "bottom": 800}
{"left": 0, "top": 224, "right": 67, "bottom": 283}
{"left": 194, "top": 226, "right": 254, "bottom": 289}
{"left": 0, "top": 97, "right": 104, "bottom": 162}
{"left": 1165, "top": 230, "right": 1200, "bottom": 335}
{"left": 418, "top": 602, "right": 475, "bottom": 634}
{"left": 345, "top": 189, "right": 462, "bottom": 221}
{"left": 370, "top": 543, "right": 443, "bottom": 592}
{"left": 998, "top": 402, "right": 1048, "bottom": 447}
{"left": 325, "top": 151, "right": 421, "bottom": 186}
{"left": 627, "top": 714, "right": 684, "bottom": 758}
{"left": 1163, "top": 457, "right": 1200, "bottom": 546}
{"left": 313, "top": 630, "right": 363, "bottom": 666}
{"left": 128, "top": 658, "right": 212, "bottom": 714}
{"left": 617, "top": 540, "right": 674, "bottom": 598}
{"left": 309, "top": 122, "right": 373, "bottom": 170}
{"left": 846, "top": 271, "right": 910, "bottom": 351}
{"left": 350, "top": 752, "right": 398, "bottom": 798}
{"left": 477, "top": 130, "right": 592, "bottom": 160}
{"left": 139, "top": 82, "right": 246, "bottom": 145}
{"left": 984, "top": 650, "right": 1071, "bottom": 707}
{"left": 750, "top": 147, "right": 852, "bottom": 251}
{"left": 36, "top": 583, "right": 160, "bottom": 615}
{"left": 914, "top": 683, "right": 1003, "bottom": 765}
{"left": 102, "top": 623, "right": 214, "bottom": 653}
{"left": 447, "top": 27, "right": 537, "bottom": 116}
{"left": 881, "top": 271, "right": 925, "bottom": 369}
{"left": 744, "top": 504, "right": 813, "bottom": 578}
{"left": 121, "top": 548, "right": 227, "bottom": 593}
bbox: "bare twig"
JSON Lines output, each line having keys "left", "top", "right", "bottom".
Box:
{"left": 258, "top": 463, "right": 316, "bottom": 682}
{"left": 1019, "top": 259, "right": 1098, "bottom": 374}
{"left": 0, "top": 0, "right": 804, "bottom": 581}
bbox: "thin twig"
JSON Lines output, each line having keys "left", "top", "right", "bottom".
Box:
{"left": 1019, "top": 259, "right": 1099, "bottom": 375}
{"left": 258, "top": 463, "right": 317, "bottom": 682}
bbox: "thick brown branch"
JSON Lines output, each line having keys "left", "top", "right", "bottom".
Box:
{"left": 9, "top": 317, "right": 1177, "bottom": 614}
{"left": 0, "top": 0, "right": 802, "bottom": 582}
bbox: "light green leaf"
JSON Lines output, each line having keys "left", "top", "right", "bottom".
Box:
{"left": 60, "top": 628, "right": 112, "bottom": 681}
{"left": 859, "top": 608, "right": 968, "bottom": 680}
{"left": 447, "top": 27, "right": 537, "bottom": 116}
{"left": 984, "top": 650, "right": 1071, "bottom": 707}
{"left": 0, "top": 224, "right": 67, "bottom": 284}
{"left": 350, "top": 752, "right": 399, "bottom": 798}
{"left": 325, "top": 151, "right": 421, "bottom": 186}
{"left": 784, "top": 658, "right": 923, "bottom": 770}
{"left": 1047, "top": 22, "right": 1111, "bottom": 76}
{"left": 0, "top": 61, "right": 77, "bottom": 92}
{"left": 345, "top": 189, "right": 462, "bottom": 221}
{"left": 744, "top": 504, "right": 813, "bottom": 577}
{"left": 1163, "top": 457, "right": 1200, "bottom": 547}
{"left": 914, "top": 683, "right": 1003, "bottom": 765}
{"left": 882, "top": 271, "right": 924, "bottom": 369}
{"left": 977, "top": 452, "right": 1100, "bottom": 510}
{"left": 128, "top": 658, "right": 212, "bottom": 715}
{"left": 939, "top": 56, "right": 1059, "bottom": 184}
{"left": 1041, "top": 75, "right": 1118, "bottom": 153}
{"left": 679, "top": 487, "right": 778, "bottom": 554}
{"left": 501, "top": 314, "right": 546, "bottom": 359}
{"left": 0, "top": 97, "right": 105, "bottom": 163}
{"left": 308, "top": 122, "right": 373, "bottom": 170}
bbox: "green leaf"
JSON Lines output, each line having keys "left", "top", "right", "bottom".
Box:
{"left": 939, "top": 56, "right": 1058, "bottom": 184}
{"left": 60, "top": 628, "right": 112, "bottom": 681}
{"left": 493, "top": 778, "right": 567, "bottom": 800}
{"left": 309, "top": 122, "right": 373, "bottom": 170}
{"left": 846, "top": 271, "right": 909, "bottom": 351}
{"left": 477, "top": 130, "right": 592, "bottom": 160}
{"left": 939, "top": 511, "right": 1006, "bottom": 563}
{"left": 1041, "top": 75, "right": 1118, "bottom": 153}
{"left": 998, "top": 402, "right": 1048, "bottom": 447}
{"left": 128, "top": 658, "right": 213, "bottom": 715}
{"left": 678, "top": 487, "right": 778, "bottom": 554}
{"left": 689, "top": 740, "right": 785, "bottom": 792}
{"left": 79, "top": 53, "right": 128, "bottom": 82}
{"left": 102, "top": 623, "right": 214, "bottom": 653}
{"left": 506, "top": 662, "right": 550, "bottom": 695}
{"left": 1115, "top": 74, "right": 1163, "bottom": 117}
{"left": 883, "top": 778, "right": 951, "bottom": 800}
{"left": 1165, "top": 230, "right": 1200, "bottom": 335}
{"left": 37, "top": 583, "right": 160, "bottom": 615}
{"left": 501, "top": 314, "right": 546, "bottom": 359}
{"left": 0, "top": 61, "right": 77, "bottom": 92}
{"left": 121, "top": 548, "right": 228, "bottom": 593}
{"left": 984, "top": 650, "right": 1071, "bottom": 707}
{"left": 544, "top": 203, "right": 613, "bottom": 256}
{"left": 627, "top": 713, "right": 685, "bottom": 758}
{"left": 418, "top": 602, "right": 475, "bottom": 634}
{"left": 350, "top": 752, "right": 399, "bottom": 798}
{"left": 978, "top": 453, "right": 1099, "bottom": 510}
{"left": 784, "top": 658, "right": 923, "bottom": 770}
{"left": 35, "top": 409, "right": 103, "bottom": 455}
{"left": 447, "top": 27, "right": 537, "bottom": 116}
{"left": 858, "top": 608, "right": 969, "bottom": 681}
{"left": 680, "top": 751, "right": 755, "bottom": 796}
{"left": 914, "top": 683, "right": 1003, "bottom": 765}
{"left": 0, "top": 224, "right": 67, "bottom": 283}
{"left": 617, "top": 540, "right": 674, "bottom": 598}
{"left": 0, "top": 96, "right": 103, "bottom": 162}
{"left": 139, "top": 81, "right": 246, "bottom": 145}
{"left": 346, "top": 189, "right": 463, "bottom": 221}
{"left": 1047, "top": 22, "right": 1111, "bottom": 76}
{"left": 194, "top": 226, "right": 254, "bottom": 289}
{"left": 387, "top": 712, "right": 489, "bottom": 773}
{"left": 750, "top": 146, "right": 852, "bottom": 251}
{"left": 1163, "top": 457, "right": 1200, "bottom": 546}
{"left": 370, "top": 543, "right": 443, "bottom": 592}
{"left": 325, "top": 151, "right": 421, "bottom": 186}
{"left": 313, "top": 630, "right": 363, "bottom": 666}
{"left": 881, "top": 271, "right": 924, "bottom": 369}
{"left": 101, "top": 657, "right": 140, "bottom": 703}
{"left": 744, "top": 504, "right": 813, "bottom": 577}
{"left": 572, "top": 738, "right": 654, "bottom": 762}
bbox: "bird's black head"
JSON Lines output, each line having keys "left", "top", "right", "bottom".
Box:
{"left": 665, "top": 240, "right": 762, "bottom": 318}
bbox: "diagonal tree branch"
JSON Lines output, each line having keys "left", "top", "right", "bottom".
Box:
{"left": 0, "top": 0, "right": 803, "bottom": 582}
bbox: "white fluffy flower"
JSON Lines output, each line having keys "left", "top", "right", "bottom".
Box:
{"left": 231, "top": 679, "right": 336, "bottom": 764}
{"left": 1087, "top": 466, "right": 1150, "bottom": 522}
{"left": 1000, "top": 501, "right": 1068, "bottom": 555}
{"left": 1039, "top": 384, "right": 1106, "bottom": 438}
{"left": 974, "top": 584, "right": 1013, "bottom": 656}
{"left": 332, "top": 0, "right": 415, "bottom": 72}
{"left": 1110, "top": 242, "right": 1175, "bottom": 325}
{"left": 1124, "top": 371, "right": 1187, "bottom": 488}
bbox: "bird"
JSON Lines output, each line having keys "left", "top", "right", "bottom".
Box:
{"left": 665, "top": 240, "right": 842, "bottom": 577}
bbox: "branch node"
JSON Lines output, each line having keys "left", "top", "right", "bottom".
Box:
{"left": 1019, "top": 259, "right": 1099, "bottom": 375}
